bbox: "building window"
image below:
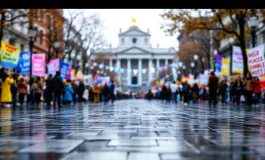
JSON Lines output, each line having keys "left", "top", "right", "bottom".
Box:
{"left": 40, "top": 30, "right": 43, "bottom": 45}
{"left": 47, "top": 15, "right": 51, "bottom": 28}
{"left": 145, "top": 38, "right": 148, "bottom": 44}
{"left": 121, "top": 38, "right": 124, "bottom": 44}
{"left": 34, "top": 27, "right": 38, "bottom": 42}
{"left": 132, "top": 38, "right": 137, "bottom": 44}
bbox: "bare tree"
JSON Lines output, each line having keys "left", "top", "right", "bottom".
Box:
{"left": 0, "top": 9, "right": 36, "bottom": 47}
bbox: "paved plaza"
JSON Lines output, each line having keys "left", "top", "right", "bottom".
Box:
{"left": 0, "top": 100, "right": 265, "bottom": 160}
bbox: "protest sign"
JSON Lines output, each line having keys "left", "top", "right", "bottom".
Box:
{"left": 17, "top": 51, "right": 30, "bottom": 76}
{"left": 1, "top": 41, "right": 20, "bottom": 68}
{"left": 32, "top": 54, "right": 45, "bottom": 76}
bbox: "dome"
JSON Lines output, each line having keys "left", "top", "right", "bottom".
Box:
{"left": 129, "top": 25, "right": 140, "bottom": 30}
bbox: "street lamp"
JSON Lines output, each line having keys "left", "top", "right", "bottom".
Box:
{"left": 182, "top": 65, "right": 186, "bottom": 76}
{"left": 28, "top": 26, "right": 36, "bottom": 78}
{"left": 202, "top": 58, "right": 205, "bottom": 73}
{"left": 190, "top": 62, "right": 195, "bottom": 77}
{"left": 193, "top": 54, "right": 198, "bottom": 78}
{"left": 54, "top": 40, "right": 60, "bottom": 58}
{"left": 248, "top": 9, "right": 259, "bottom": 48}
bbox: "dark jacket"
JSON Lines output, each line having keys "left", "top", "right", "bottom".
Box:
{"left": 78, "top": 82, "right": 85, "bottom": 94}
{"left": 219, "top": 82, "right": 228, "bottom": 94}
{"left": 233, "top": 80, "right": 244, "bottom": 92}
{"left": 46, "top": 78, "right": 53, "bottom": 91}
{"left": 109, "top": 83, "right": 115, "bottom": 93}
{"left": 208, "top": 76, "right": 219, "bottom": 91}
{"left": 52, "top": 75, "right": 64, "bottom": 91}
{"left": 102, "top": 85, "right": 110, "bottom": 96}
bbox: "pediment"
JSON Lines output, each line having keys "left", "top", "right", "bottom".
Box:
{"left": 117, "top": 47, "right": 151, "bottom": 54}
{"left": 119, "top": 29, "right": 150, "bottom": 37}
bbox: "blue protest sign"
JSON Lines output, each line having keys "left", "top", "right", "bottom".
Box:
{"left": 60, "top": 61, "right": 69, "bottom": 79}
{"left": 17, "top": 51, "right": 31, "bottom": 76}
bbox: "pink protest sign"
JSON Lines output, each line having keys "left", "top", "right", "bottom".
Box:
{"left": 32, "top": 54, "right": 45, "bottom": 77}
{"left": 66, "top": 67, "right": 72, "bottom": 80}
{"left": 47, "top": 58, "right": 59, "bottom": 76}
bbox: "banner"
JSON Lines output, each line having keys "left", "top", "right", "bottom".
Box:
{"left": 221, "top": 58, "right": 230, "bottom": 76}
{"left": 32, "top": 54, "right": 45, "bottom": 77}
{"left": 215, "top": 54, "right": 222, "bottom": 72}
{"left": 199, "top": 74, "right": 208, "bottom": 85}
{"left": 47, "top": 58, "right": 59, "bottom": 76}
{"left": 247, "top": 44, "right": 265, "bottom": 80}
{"left": 17, "top": 51, "right": 30, "bottom": 76}
{"left": 232, "top": 46, "right": 243, "bottom": 74}
{"left": 66, "top": 67, "right": 72, "bottom": 80}
{"left": 60, "top": 61, "right": 69, "bottom": 79}
{"left": 1, "top": 41, "right": 20, "bottom": 68}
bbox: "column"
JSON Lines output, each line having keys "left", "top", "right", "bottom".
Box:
{"left": 109, "top": 59, "right": 113, "bottom": 66}
{"left": 127, "top": 59, "right": 131, "bottom": 85}
{"left": 116, "top": 59, "right": 121, "bottom": 83}
{"left": 156, "top": 59, "right": 160, "bottom": 76}
{"left": 138, "top": 59, "right": 142, "bottom": 86}
{"left": 165, "top": 59, "right": 168, "bottom": 66}
{"left": 148, "top": 59, "right": 153, "bottom": 84}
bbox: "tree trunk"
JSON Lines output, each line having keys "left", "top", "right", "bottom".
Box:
{"left": 238, "top": 18, "right": 248, "bottom": 77}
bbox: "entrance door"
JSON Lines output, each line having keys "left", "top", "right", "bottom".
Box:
{"left": 132, "top": 76, "right": 138, "bottom": 85}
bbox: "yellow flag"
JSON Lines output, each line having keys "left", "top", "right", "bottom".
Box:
{"left": 221, "top": 58, "right": 230, "bottom": 76}
{"left": 132, "top": 17, "right": 136, "bottom": 23}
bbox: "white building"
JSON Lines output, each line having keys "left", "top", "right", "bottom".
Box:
{"left": 92, "top": 25, "right": 176, "bottom": 89}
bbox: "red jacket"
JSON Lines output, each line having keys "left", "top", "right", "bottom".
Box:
{"left": 253, "top": 80, "right": 261, "bottom": 94}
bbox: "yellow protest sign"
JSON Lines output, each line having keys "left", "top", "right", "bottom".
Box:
{"left": 1, "top": 41, "right": 20, "bottom": 68}
{"left": 221, "top": 58, "right": 230, "bottom": 76}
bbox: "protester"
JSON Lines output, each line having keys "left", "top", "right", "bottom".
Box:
{"left": 219, "top": 79, "right": 228, "bottom": 104}
{"left": 31, "top": 77, "right": 43, "bottom": 107}
{"left": 182, "top": 81, "right": 190, "bottom": 106}
{"left": 191, "top": 83, "right": 199, "bottom": 103}
{"left": 18, "top": 78, "right": 28, "bottom": 107}
{"left": 78, "top": 80, "right": 85, "bottom": 103}
{"left": 26, "top": 80, "right": 31, "bottom": 104}
{"left": 11, "top": 76, "right": 18, "bottom": 107}
{"left": 88, "top": 86, "right": 94, "bottom": 102}
{"left": 63, "top": 79, "right": 74, "bottom": 105}
{"left": 93, "top": 82, "right": 100, "bottom": 103}
{"left": 229, "top": 78, "right": 236, "bottom": 103}
{"left": 109, "top": 80, "right": 115, "bottom": 103}
{"left": 234, "top": 75, "right": 244, "bottom": 106}
{"left": 71, "top": 80, "right": 78, "bottom": 103}
{"left": 208, "top": 71, "right": 219, "bottom": 107}
{"left": 244, "top": 72, "right": 254, "bottom": 106}
{"left": 253, "top": 76, "right": 261, "bottom": 105}
{"left": 102, "top": 83, "right": 110, "bottom": 103}
{"left": 170, "top": 81, "right": 178, "bottom": 103}
{"left": 45, "top": 74, "right": 53, "bottom": 106}
{"left": 146, "top": 89, "right": 153, "bottom": 100}
{"left": 1, "top": 73, "right": 14, "bottom": 107}
{"left": 53, "top": 71, "right": 64, "bottom": 107}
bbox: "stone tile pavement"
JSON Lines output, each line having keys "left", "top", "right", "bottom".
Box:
{"left": 0, "top": 100, "right": 265, "bottom": 159}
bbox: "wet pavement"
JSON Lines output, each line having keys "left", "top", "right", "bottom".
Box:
{"left": 0, "top": 100, "right": 265, "bottom": 160}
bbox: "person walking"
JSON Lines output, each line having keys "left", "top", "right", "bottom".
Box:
{"left": 1, "top": 73, "right": 14, "bottom": 107}
{"left": 109, "top": 80, "right": 115, "bottom": 103}
{"left": 71, "top": 80, "right": 78, "bottom": 103}
{"left": 18, "top": 78, "right": 28, "bottom": 107}
{"left": 52, "top": 71, "right": 64, "bottom": 107}
{"left": 191, "top": 83, "right": 199, "bottom": 103}
{"left": 244, "top": 73, "right": 254, "bottom": 106}
{"left": 93, "top": 82, "right": 100, "bottom": 103}
{"left": 11, "top": 77, "right": 18, "bottom": 107}
{"left": 208, "top": 71, "right": 219, "bottom": 107}
{"left": 229, "top": 78, "right": 236, "bottom": 104}
{"left": 183, "top": 81, "right": 190, "bottom": 106}
{"left": 219, "top": 79, "right": 228, "bottom": 105}
{"left": 253, "top": 76, "right": 261, "bottom": 105}
{"left": 32, "top": 77, "right": 43, "bottom": 107}
{"left": 170, "top": 81, "right": 178, "bottom": 103}
{"left": 102, "top": 83, "right": 110, "bottom": 103}
{"left": 45, "top": 74, "right": 53, "bottom": 106}
{"left": 78, "top": 80, "right": 85, "bottom": 103}
{"left": 63, "top": 79, "right": 74, "bottom": 105}
{"left": 233, "top": 75, "right": 244, "bottom": 106}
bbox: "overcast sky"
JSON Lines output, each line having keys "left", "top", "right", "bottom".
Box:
{"left": 65, "top": 9, "right": 179, "bottom": 50}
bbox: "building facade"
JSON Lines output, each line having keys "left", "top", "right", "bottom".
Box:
{"left": 92, "top": 25, "right": 176, "bottom": 89}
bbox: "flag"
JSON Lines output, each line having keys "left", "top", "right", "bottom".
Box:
{"left": 132, "top": 17, "right": 136, "bottom": 23}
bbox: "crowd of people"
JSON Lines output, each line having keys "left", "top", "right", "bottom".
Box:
{"left": 0, "top": 68, "right": 118, "bottom": 108}
{"left": 145, "top": 72, "right": 265, "bottom": 107}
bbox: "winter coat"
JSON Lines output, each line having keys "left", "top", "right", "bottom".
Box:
{"left": 253, "top": 80, "right": 261, "bottom": 94}
{"left": 52, "top": 75, "right": 64, "bottom": 91}
{"left": 219, "top": 82, "right": 228, "bottom": 94}
{"left": 18, "top": 81, "right": 28, "bottom": 94}
{"left": 45, "top": 78, "right": 53, "bottom": 92}
{"left": 208, "top": 76, "right": 219, "bottom": 91}
{"left": 233, "top": 80, "right": 244, "bottom": 92}
{"left": 1, "top": 77, "right": 14, "bottom": 102}
{"left": 78, "top": 82, "right": 85, "bottom": 94}
{"left": 63, "top": 84, "right": 74, "bottom": 101}
{"left": 102, "top": 85, "right": 110, "bottom": 96}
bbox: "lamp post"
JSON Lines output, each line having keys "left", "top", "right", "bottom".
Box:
{"left": 182, "top": 65, "right": 186, "bottom": 76}
{"left": 213, "top": 50, "right": 217, "bottom": 72}
{"left": 54, "top": 40, "right": 60, "bottom": 59}
{"left": 248, "top": 9, "right": 259, "bottom": 48}
{"left": 202, "top": 57, "right": 205, "bottom": 73}
{"left": 190, "top": 62, "right": 195, "bottom": 79}
{"left": 193, "top": 54, "right": 198, "bottom": 78}
{"left": 28, "top": 26, "right": 36, "bottom": 78}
